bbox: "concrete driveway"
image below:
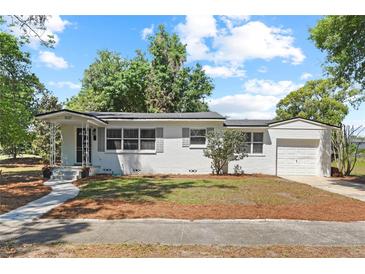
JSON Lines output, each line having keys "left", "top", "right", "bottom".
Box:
{"left": 282, "top": 176, "right": 365, "bottom": 202}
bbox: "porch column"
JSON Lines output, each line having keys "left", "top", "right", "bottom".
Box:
{"left": 81, "top": 121, "right": 90, "bottom": 167}
{"left": 49, "top": 122, "right": 56, "bottom": 166}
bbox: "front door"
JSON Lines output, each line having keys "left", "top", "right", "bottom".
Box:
{"left": 76, "top": 128, "right": 92, "bottom": 164}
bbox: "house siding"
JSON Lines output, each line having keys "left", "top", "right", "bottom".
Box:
{"left": 59, "top": 119, "right": 332, "bottom": 176}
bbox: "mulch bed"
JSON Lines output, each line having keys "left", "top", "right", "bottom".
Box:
{"left": 0, "top": 178, "right": 51, "bottom": 214}
{"left": 44, "top": 197, "right": 365, "bottom": 222}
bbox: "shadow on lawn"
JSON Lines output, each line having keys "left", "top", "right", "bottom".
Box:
{"left": 78, "top": 178, "right": 237, "bottom": 203}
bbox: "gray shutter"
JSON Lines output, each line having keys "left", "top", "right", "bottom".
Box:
{"left": 182, "top": 128, "right": 190, "bottom": 147}
{"left": 97, "top": 127, "right": 105, "bottom": 152}
{"left": 156, "top": 128, "right": 164, "bottom": 153}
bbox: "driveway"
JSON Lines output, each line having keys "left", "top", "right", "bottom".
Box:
{"left": 1, "top": 218, "right": 365, "bottom": 246}
{"left": 282, "top": 176, "right": 365, "bottom": 202}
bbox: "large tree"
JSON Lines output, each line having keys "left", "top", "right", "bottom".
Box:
{"left": 310, "top": 16, "right": 365, "bottom": 107}
{"left": 275, "top": 79, "right": 358, "bottom": 126}
{"left": 0, "top": 32, "right": 45, "bottom": 158}
{"left": 67, "top": 24, "right": 214, "bottom": 112}
{"left": 146, "top": 25, "right": 213, "bottom": 112}
{"left": 66, "top": 50, "right": 149, "bottom": 112}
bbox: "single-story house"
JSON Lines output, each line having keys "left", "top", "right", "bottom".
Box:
{"left": 36, "top": 109, "right": 338, "bottom": 177}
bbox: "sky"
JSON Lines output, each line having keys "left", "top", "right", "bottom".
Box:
{"left": 18, "top": 15, "right": 365, "bottom": 125}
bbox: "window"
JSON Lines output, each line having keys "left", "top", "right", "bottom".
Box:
{"left": 140, "top": 129, "right": 156, "bottom": 150}
{"left": 253, "top": 132, "right": 264, "bottom": 154}
{"left": 106, "top": 129, "right": 122, "bottom": 150}
{"left": 106, "top": 128, "right": 156, "bottom": 151}
{"left": 243, "top": 133, "right": 252, "bottom": 154}
{"left": 123, "top": 128, "right": 139, "bottom": 150}
{"left": 190, "top": 129, "right": 206, "bottom": 145}
{"left": 243, "top": 132, "right": 264, "bottom": 154}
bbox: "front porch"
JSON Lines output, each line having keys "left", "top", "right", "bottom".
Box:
{"left": 36, "top": 109, "right": 108, "bottom": 172}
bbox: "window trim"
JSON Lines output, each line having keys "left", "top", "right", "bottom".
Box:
{"left": 244, "top": 131, "right": 264, "bottom": 155}
{"left": 105, "top": 127, "right": 156, "bottom": 153}
{"left": 189, "top": 128, "right": 207, "bottom": 148}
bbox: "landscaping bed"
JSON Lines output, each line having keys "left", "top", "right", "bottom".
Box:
{"left": 44, "top": 174, "right": 365, "bottom": 221}
{"left": 0, "top": 157, "right": 51, "bottom": 214}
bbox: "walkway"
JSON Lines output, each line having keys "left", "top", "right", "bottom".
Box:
{"left": 0, "top": 179, "right": 79, "bottom": 221}
{"left": 1, "top": 218, "right": 365, "bottom": 246}
{"left": 282, "top": 176, "right": 365, "bottom": 202}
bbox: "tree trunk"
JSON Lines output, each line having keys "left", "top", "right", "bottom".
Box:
{"left": 12, "top": 146, "right": 17, "bottom": 159}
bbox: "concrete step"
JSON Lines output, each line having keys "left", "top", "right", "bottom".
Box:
{"left": 50, "top": 175, "right": 78, "bottom": 181}
{"left": 52, "top": 170, "right": 80, "bottom": 176}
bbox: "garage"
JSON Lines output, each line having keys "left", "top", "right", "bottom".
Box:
{"left": 276, "top": 139, "right": 319, "bottom": 176}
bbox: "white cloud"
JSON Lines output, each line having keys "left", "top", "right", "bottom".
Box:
{"left": 20, "top": 15, "right": 71, "bottom": 49}
{"left": 300, "top": 72, "right": 313, "bottom": 80}
{"left": 39, "top": 51, "right": 69, "bottom": 69}
{"left": 48, "top": 81, "right": 81, "bottom": 90}
{"left": 176, "top": 15, "right": 217, "bottom": 60}
{"left": 243, "top": 79, "right": 302, "bottom": 96}
{"left": 203, "top": 65, "right": 245, "bottom": 78}
{"left": 141, "top": 24, "right": 154, "bottom": 40}
{"left": 209, "top": 93, "right": 279, "bottom": 119}
{"left": 213, "top": 21, "right": 305, "bottom": 65}
{"left": 208, "top": 78, "right": 303, "bottom": 119}
{"left": 176, "top": 16, "right": 305, "bottom": 76}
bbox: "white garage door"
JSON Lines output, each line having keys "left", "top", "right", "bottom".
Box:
{"left": 277, "top": 139, "right": 319, "bottom": 176}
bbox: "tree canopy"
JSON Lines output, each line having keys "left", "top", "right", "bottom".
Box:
{"left": 310, "top": 16, "right": 365, "bottom": 107}
{"left": 0, "top": 32, "right": 45, "bottom": 158}
{"left": 275, "top": 79, "right": 356, "bottom": 125}
{"left": 66, "top": 25, "right": 214, "bottom": 112}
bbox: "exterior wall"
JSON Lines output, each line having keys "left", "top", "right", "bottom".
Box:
{"left": 59, "top": 119, "right": 333, "bottom": 176}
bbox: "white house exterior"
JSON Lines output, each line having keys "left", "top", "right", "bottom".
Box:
{"left": 36, "top": 109, "right": 337, "bottom": 177}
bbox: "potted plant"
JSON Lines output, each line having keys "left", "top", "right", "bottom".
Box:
{"left": 81, "top": 166, "right": 90, "bottom": 178}
{"left": 42, "top": 165, "right": 52, "bottom": 179}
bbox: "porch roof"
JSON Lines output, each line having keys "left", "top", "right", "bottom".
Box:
{"left": 35, "top": 109, "right": 108, "bottom": 126}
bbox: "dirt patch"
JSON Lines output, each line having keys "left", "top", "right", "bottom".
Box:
{"left": 2, "top": 242, "right": 365, "bottom": 258}
{"left": 0, "top": 177, "right": 51, "bottom": 214}
{"left": 44, "top": 197, "right": 365, "bottom": 222}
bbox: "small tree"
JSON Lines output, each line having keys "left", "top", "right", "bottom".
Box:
{"left": 204, "top": 129, "right": 247, "bottom": 175}
{"left": 332, "top": 125, "right": 364, "bottom": 176}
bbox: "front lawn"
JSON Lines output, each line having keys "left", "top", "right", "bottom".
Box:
{"left": 0, "top": 157, "right": 51, "bottom": 214}
{"left": 44, "top": 175, "right": 365, "bottom": 221}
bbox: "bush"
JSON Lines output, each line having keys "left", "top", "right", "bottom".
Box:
{"left": 42, "top": 165, "right": 52, "bottom": 179}
{"left": 204, "top": 129, "right": 247, "bottom": 175}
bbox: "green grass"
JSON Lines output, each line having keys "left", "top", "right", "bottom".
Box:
{"left": 352, "top": 157, "right": 365, "bottom": 177}
{"left": 77, "top": 176, "right": 341, "bottom": 206}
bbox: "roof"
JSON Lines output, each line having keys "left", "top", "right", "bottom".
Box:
{"left": 224, "top": 119, "right": 274, "bottom": 127}
{"left": 35, "top": 109, "right": 108, "bottom": 125}
{"left": 86, "top": 111, "right": 225, "bottom": 120}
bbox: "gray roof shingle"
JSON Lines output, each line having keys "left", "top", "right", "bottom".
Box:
{"left": 224, "top": 119, "right": 274, "bottom": 127}
{"left": 86, "top": 111, "right": 225, "bottom": 120}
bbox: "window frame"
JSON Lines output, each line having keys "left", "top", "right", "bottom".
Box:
{"left": 189, "top": 128, "right": 207, "bottom": 148}
{"left": 244, "top": 131, "right": 264, "bottom": 155}
{"left": 106, "top": 128, "right": 122, "bottom": 150}
{"left": 105, "top": 127, "right": 156, "bottom": 152}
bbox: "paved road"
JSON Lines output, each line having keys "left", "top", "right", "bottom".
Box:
{"left": 1, "top": 218, "right": 365, "bottom": 246}
{"left": 282, "top": 176, "right": 365, "bottom": 202}
{"left": 0, "top": 179, "right": 79, "bottom": 221}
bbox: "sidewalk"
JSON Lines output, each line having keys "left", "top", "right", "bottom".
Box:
{"left": 1, "top": 218, "right": 365, "bottom": 246}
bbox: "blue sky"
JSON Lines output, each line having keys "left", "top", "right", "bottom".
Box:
{"left": 23, "top": 15, "right": 364, "bottom": 125}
